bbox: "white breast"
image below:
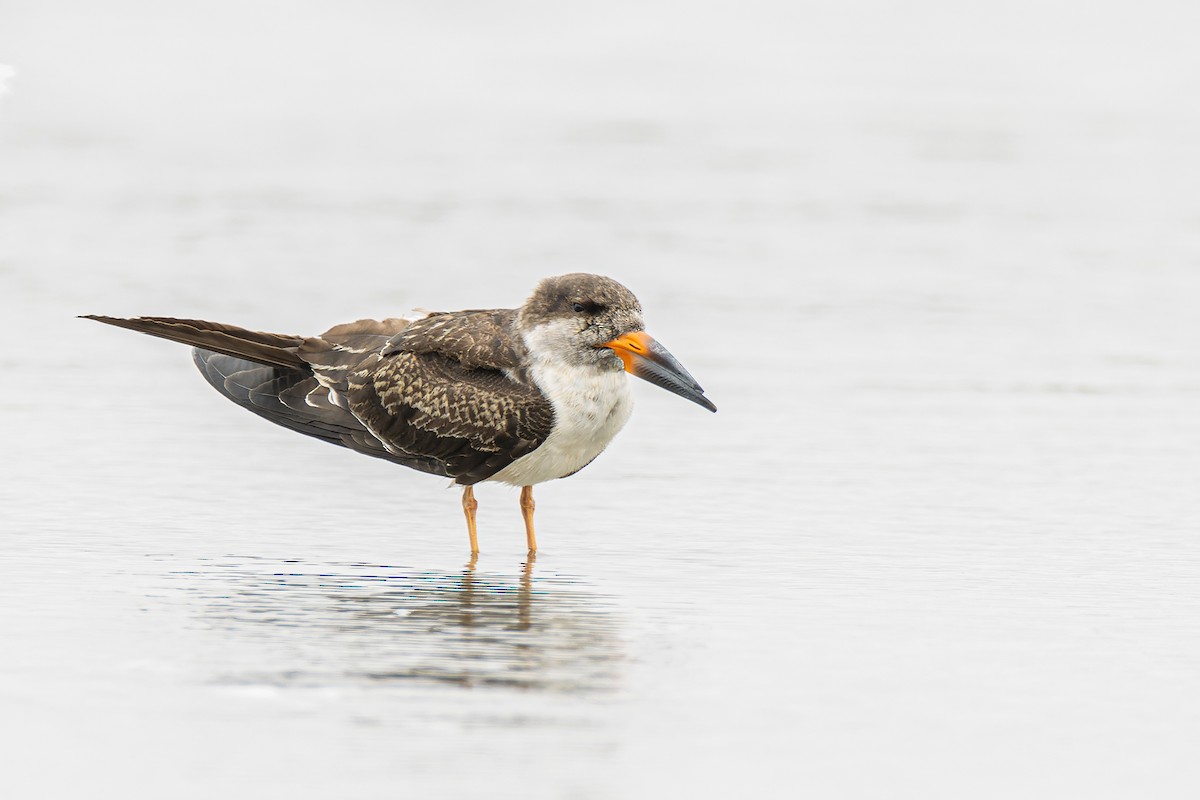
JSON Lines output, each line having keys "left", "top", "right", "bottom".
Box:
{"left": 488, "top": 347, "right": 634, "bottom": 487}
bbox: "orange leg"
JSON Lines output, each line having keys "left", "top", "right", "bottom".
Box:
{"left": 520, "top": 485, "right": 537, "bottom": 553}
{"left": 462, "top": 485, "right": 479, "bottom": 554}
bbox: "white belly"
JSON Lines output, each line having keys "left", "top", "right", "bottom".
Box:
{"left": 489, "top": 363, "right": 634, "bottom": 486}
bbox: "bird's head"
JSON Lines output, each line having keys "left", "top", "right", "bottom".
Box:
{"left": 519, "top": 273, "right": 716, "bottom": 412}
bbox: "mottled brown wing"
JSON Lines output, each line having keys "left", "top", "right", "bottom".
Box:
{"left": 184, "top": 316, "right": 452, "bottom": 477}
{"left": 346, "top": 310, "right": 554, "bottom": 485}
{"left": 298, "top": 317, "right": 413, "bottom": 393}
{"left": 192, "top": 349, "right": 453, "bottom": 474}
{"left": 87, "top": 311, "right": 552, "bottom": 483}
{"left": 382, "top": 309, "right": 525, "bottom": 370}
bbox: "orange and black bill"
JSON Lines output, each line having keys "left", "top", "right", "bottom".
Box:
{"left": 602, "top": 331, "right": 717, "bottom": 412}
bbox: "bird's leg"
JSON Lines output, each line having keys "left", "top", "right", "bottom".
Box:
{"left": 520, "top": 485, "right": 537, "bottom": 553}
{"left": 462, "top": 485, "right": 479, "bottom": 554}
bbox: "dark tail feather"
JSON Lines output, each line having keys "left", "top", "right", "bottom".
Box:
{"left": 81, "top": 315, "right": 309, "bottom": 370}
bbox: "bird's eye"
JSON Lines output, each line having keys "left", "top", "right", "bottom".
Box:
{"left": 572, "top": 302, "right": 586, "bottom": 313}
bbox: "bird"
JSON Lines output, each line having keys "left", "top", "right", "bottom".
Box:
{"left": 83, "top": 273, "right": 716, "bottom": 554}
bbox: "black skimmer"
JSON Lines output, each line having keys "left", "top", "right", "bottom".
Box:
{"left": 84, "top": 273, "right": 716, "bottom": 553}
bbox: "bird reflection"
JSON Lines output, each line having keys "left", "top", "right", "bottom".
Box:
{"left": 189, "top": 554, "right": 623, "bottom": 693}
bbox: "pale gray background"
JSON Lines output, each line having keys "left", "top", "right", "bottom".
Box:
{"left": 3, "top": 1, "right": 1200, "bottom": 798}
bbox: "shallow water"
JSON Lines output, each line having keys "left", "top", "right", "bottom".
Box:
{"left": 3, "top": 1, "right": 1200, "bottom": 797}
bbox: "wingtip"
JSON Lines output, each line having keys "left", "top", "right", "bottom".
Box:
{"left": 80, "top": 314, "right": 131, "bottom": 329}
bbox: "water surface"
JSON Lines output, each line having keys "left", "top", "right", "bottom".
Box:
{"left": 3, "top": 1, "right": 1200, "bottom": 797}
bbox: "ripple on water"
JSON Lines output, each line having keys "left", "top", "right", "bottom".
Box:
{"left": 166, "top": 556, "right": 625, "bottom": 695}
